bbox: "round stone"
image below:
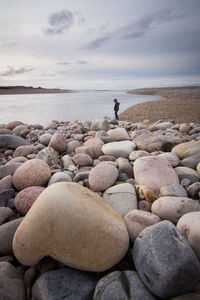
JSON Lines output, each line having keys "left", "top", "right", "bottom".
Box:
{"left": 14, "top": 186, "right": 45, "bottom": 215}
{"left": 13, "top": 159, "right": 51, "bottom": 190}
{"left": 48, "top": 172, "right": 72, "bottom": 186}
{"left": 84, "top": 138, "right": 104, "bottom": 159}
{"left": 89, "top": 163, "right": 119, "bottom": 192}
{"left": 13, "top": 182, "right": 129, "bottom": 272}
{"left": 49, "top": 131, "right": 68, "bottom": 153}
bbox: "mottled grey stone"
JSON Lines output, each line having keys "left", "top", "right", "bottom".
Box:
{"left": 73, "top": 171, "right": 90, "bottom": 182}
{"left": 181, "top": 154, "right": 200, "bottom": 170}
{"left": 175, "top": 166, "right": 200, "bottom": 185}
{"left": 93, "top": 270, "right": 157, "bottom": 300}
{"left": 32, "top": 267, "right": 98, "bottom": 300}
{"left": 0, "top": 134, "right": 29, "bottom": 149}
{"left": 132, "top": 220, "right": 200, "bottom": 299}
{"left": 186, "top": 182, "right": 200, "bottom": 199}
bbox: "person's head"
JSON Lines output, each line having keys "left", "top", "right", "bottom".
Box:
{"left": 113, "top": 98, "right": 117, "bottom": 103}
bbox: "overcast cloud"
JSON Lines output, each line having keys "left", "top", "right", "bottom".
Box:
{"left": 0, "top": 0, "right": 199, "bottom": 89}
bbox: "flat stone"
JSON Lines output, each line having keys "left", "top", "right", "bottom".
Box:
{"left": 61, "top": 154, "right": 75, "bottom": 169}
{"left": 132, "top": 220, "right": 200, "bottom": 299}
{"left": 151, "top": 196, "right": 200, "bottom": 224}
{"left": 172, "top": 141, "right": 200, "bottom": 159}
{"left": 13, "top": 159, "right": 51, "bottom": 190}
{"left": 0, "top": 189, "right": 15, "bottom": 207}
{"left": 0, "top": 218, "right": 23, "bottom": 255}
{"left": 89, "top": 163, "right": 119, "bottom": 192}
{"left": 103, "top": 183, "right": 137, "bottom": 216}
{"left": 13, "top": 182, "right": 129, "bottom": 272}
{"left": 149, "top": 121, "right": 174, "bottom": 131}
{"left": 102, "top": 141, "right": 136, "bottom": 158}
{"left": 0, "top": 163, "right": 22, "bottom": 180}
{"left": 107, "top": 128, "right": 130, "bottom": 141}
{"left": 124, "top": 209, "right": 161, "bottom": 242}
{"left": 36, "top": 146, "right": 60, "bottom": 167}
{"left": 133, "top": 134, "right": 181, "bottom": 152}
{"left": 93, "top": 270, "right": 157, "bottom": 300}
{"left": 129, "top": 150, "right": 150, "bottom": 161}
{"left": 160, "top": 184, "right": 188, "bottom": 197}
{"left": 14, "top": 186, "right": 45, "bottom": 215}
{"left": 6, "top": 156, "right": 27, "bottom": 165}
{"left": 73, "top": 171, "right": 90, "bottom": 182}
{"left": 177, "top": 212, "right": 200, "bottom": 260}
{"left": 0, "top": 262, "right": 25, "bottom": 300}
{"left": 13, "top": 145, "right": 37, "bottom": 158}
{"left": 175, "top": 166, "right": 200, "bottom": 184}
{"left": 134, "top": 156, "right": 179, "bottom": 195}
{"left": 181, "top": 154, "right": 200, "bottom": 170}
{"left": 5, "top": 121, "right": 24, "bottom": 130}
{"left": 32, "top": 267, "right": 98, "bottom": 300}
{"left": 0, "top": 134, "right": 29, "bottom": 149}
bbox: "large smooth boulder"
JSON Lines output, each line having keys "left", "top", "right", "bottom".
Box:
{"left": 0, "top": 134, "right": 29, "bottom": 149}
{"left": 13, "top": 182, "right": 129, "bottom": 272}
{"left": 134, "top": 156, "right": 179, "bottom": 195}
{"left": 107, "top": 128, "right": 130, "bottom": 141}
{"left": 93, "top": 270, "right": 157, "bottom": 300}
{"left": 103, "top": 183, "right": 137, "bottom": 216}
{"left": 32, "top": 267, "right": 98, "bottom": 300}
{"left": 177, "top": 212, "right": 200, "bottom": 260}
{"left": 13, "top": 159, "right": 51, "bottom": 190}
{"left": 172, "top": 141, "right": 200, "bottom": 159}
{"left": 151, "top": 196, "right": 200, "bottom": 224}
{"left": 102, "top": 141, "right": 136, "bottom": 158}
{"left": 132, "top": 221, "right": 200, "bottom": 299}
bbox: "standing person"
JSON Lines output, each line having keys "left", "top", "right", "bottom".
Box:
{"left": 113, "top": 98, "right": 120, "bottom": 120}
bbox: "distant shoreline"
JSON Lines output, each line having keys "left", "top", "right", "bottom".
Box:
{"left": 0, "top": 86, "right": 76, "bottom": 95}
{"left": 120, "top": 86, "right": 200, "bottom": 124}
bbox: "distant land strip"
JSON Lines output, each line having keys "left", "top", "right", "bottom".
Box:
{"left": 0, "top": 86, "right": 75, "bottom": 95}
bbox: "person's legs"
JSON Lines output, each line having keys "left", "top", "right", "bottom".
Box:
{"left": 115, "top": 111, "right": 119, "bottom": 120}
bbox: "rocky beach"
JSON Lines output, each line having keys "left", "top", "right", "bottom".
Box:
{"left": 0, "top": 87, "right": 200, "bottom": 300}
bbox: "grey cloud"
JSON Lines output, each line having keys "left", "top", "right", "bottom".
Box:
{"left": 85, "top": 8, "right": 186, "bottom": 49}
{"left": 77, "top": 60, "right": 88, "bottom": 65}
{"left": 0, "top": 66, "right": 34, "bottom": 77}
{"left": 1, "top": 42, "right": 17, "bottom": 48}
{"left": 44, "top": 9, "right": 74, "bottom": 35}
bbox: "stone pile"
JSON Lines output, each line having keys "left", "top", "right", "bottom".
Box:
{"left": 0, "top": 118, "right": 200, "bottom": 300}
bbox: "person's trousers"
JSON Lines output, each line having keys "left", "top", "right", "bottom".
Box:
{"left": 115, "top": 111, "right": 119, "bottom": 120}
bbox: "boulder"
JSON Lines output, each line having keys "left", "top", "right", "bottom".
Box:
{"left": 102, "top": 141, "right": 136, "bottom": 158}
{"left": 134, "top": 156, "right": 179, "bottom": 195}
{"left": 107, "top": 128, "right": 130, "bottom": 141}
{"left": 132, "top": 221, "right": 200, "bottom": 299}
{"left": 172, "top": 141, "right": 200, "bottom": 159}
{"left": 13, "top": 182, "right": 129, "bottom": 272}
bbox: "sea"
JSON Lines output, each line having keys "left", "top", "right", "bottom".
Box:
{"left": 0, "top": 90, "right": 162, "bottom": 126}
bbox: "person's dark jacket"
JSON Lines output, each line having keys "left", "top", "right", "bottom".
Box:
{"left": 114, "top": 101, "right": 120, "bottom": 112}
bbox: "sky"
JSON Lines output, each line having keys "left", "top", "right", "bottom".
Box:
{"left": 0, "top": 0, "right": 200, "bottom": 90}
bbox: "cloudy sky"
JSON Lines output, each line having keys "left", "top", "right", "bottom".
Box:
{"left": 0, "top": 0, "right": 199, "bottom": 90}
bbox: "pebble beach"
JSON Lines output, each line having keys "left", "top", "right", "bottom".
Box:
{"left": 0, "top": 87, "right": 200, "bottom": 300}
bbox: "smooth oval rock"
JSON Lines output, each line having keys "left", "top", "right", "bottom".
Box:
{"left": 129, "top": 150, "right": 150, "bottom": 161}
{"left": 107, "top": 128, "right": 130, "bottom": 141}
{"left": 175, "top": 166, "right": 200, "bottom": 184}
{"left": 102, "top": 141, "right": 136, "bottom": 158}
{"left": 13, "top": 182, "right": 129, "bottom": 272}
{"left": 0, "top": 134, "right": 29, "bottom": 149}
{"left": 177, "top": 212, "right": 200, "bottom": 260}
{"left": 124, "top": 209, "right": 161, "bottom": 242}
{"left": 39, "top": 133, "right": 52, "bottom": 146}
{"left": 158, "top": 152, "right": 180, "bottom": 167}
{"left": 181, "top": 153, "right": 200, "bottom": 170}
{"left": 160, "top": 184, "right": 188, "bottom": 197}
{"left": 13, "top": 145, "right": 37, "bottom": 158}
{"left": 48, "top": 172, "right": 72, "bottom": 186}
{"left": 89, "top": 163, "right": 119, "bottom": 192}
{"left": 14, "top": 186, "right": 45, "bottom": 215}
{"left": 103, "top": 183, "right": 137, "bottom": 216}
{"left": 132, "top": 220, "right": 200, "bottom": 299}
{"left": 134, "top": 156, "right": 179, "bottom": 195}
{"left": 172, "top": 141, "right": 200, "bottom": 159}
{"left": 13, "top": 159, "right": 51, "bottom": 190}
{"left": 84, "top": 138, "right": 104, "bottom": 159}
{"left": 49, "top": 131, "right": 68, "bottom": 153}
{"left": 151, "top": 196, "right": 200, "bottom": 224}
{"left": 72, "top": 153, "right": 93, "bottom": 167}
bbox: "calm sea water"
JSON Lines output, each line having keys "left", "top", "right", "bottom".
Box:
{"left": 0, "top": 90, "right": 162, "bottom": 126}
